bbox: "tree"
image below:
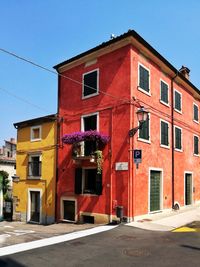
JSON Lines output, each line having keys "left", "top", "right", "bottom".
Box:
{"left": 0, "top": 170, "right": 10, "bottom": 195}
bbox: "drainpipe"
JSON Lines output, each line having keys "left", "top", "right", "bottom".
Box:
{"left": 171, "top": 71, "right": 178, "bottom": 209}
{"left": 109, "top": 108, "right": 113, "bottom": 223}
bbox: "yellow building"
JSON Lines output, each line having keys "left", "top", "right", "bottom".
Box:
{"left": 13, "top": 114, "right": 57, "bottom": 224}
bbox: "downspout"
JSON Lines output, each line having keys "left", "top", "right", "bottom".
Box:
{"left": 171, "top": 71, "right": 178, "bottom": 209}
{"left": 109, "top": 107, "right": 113, "bottom": 223}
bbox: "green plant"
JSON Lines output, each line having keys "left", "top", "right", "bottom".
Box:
{"left": 0, "top": 170, "right": 9, "bottom": 196}
{"left": 95, "top": 150, "right": 103, "bottom": 174}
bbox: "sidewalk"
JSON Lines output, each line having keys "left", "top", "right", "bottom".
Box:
{"left": 127, "top": 205, "right": 200, "bottom": 231}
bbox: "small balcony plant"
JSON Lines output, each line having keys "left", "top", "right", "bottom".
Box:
{"left": 62, "top": 130, "right": 110, "bottom": 173}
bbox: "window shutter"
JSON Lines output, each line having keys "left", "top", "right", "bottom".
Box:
{"left": 75, "top": 168, "right": 82, "bottom": 194}
{"left": 194, "top": 105, "right": 198, "bottom": 121}
{"left": 96, "top": 172, "right": 102, "bottom": 195}
{"left": 194, "top": 136, "right": 199, "bottom": 155}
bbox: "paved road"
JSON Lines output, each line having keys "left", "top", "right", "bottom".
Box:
{"left": 0, "top": 221, "right": 97, "bottom": 247}
{"left": 1, "top": 224, "right": 200, "bottom": 267}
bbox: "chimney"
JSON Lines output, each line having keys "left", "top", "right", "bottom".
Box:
{"left": 179, "top": 65, "right": 190, "bottom": 80}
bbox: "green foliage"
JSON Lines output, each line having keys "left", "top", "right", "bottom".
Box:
{"left": 95, "top": 150, "right": 103, "bottom": 174}
{"left": 0, "top": 170, "right": 10, "bottom": 195}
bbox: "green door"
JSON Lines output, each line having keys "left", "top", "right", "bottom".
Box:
{"left": 150, "top": 171, "right": 161, "bottom": 212}
{"left": 185, "top": 174, "right": 192, "bottom": 205}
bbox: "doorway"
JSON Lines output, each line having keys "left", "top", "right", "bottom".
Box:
{"left": 185, "top": 173, "right": 192, "bottom": 205}
{"left": 29, "top": 191, "right": 40, "bottom": 223}
{"left": 149, "top": 170, "right": 162, "bottom": 212}
{"left": 63, "top": 200, "right": 75, "bottom": 221}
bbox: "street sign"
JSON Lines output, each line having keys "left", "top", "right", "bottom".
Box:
{"left": 133, "top": 149, "right": 142, "bottom": 163}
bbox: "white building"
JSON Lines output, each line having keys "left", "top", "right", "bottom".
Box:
{"left": 0, "top": 138, "right": 16, "bottom": 220}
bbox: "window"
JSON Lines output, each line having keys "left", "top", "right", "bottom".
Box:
{"left": 160, "top": 120, "right": 169, "bottom": 147}
{"left": 82, "top": 69, "right": 99, "bottom": 98}
{"left": 160, "top": 80, "right": 169, "bottom": 105}
{"left": 139, "top": 113, "right": 150, "bottom": 141}
{"left": 194, "top": 135, "right": 199, "bottom": 155}
{"left": 31, "top": 126, "right": 41, "bottom": 141}
{"left": 28, "top": 154, "right": 41, "bottom": 178}
{"left": 74, "top": 168, "right": 102, "bottom": 195}
{"left": 138, "top": 64, "right": 150, "bottom": 94}
{"left": 174, "top": 126, "right": 182, "bottom": 151}
{"left": 193, "top": 104, "right": 199, "bottom": 123}
{"left": 174, "top": 90, "right": 182, "bottom": 113}
{"left": 81, "top": 113, "right": 99, "bottom": 156}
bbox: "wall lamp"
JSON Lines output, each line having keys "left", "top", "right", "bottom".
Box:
{"left": 129, "top": 107, "right": 148, "bottom": 137}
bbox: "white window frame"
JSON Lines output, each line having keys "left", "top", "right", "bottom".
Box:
{"left": 60, "top": 197, "right": 77, "bottom": 222}
{"left": 80, "top": 112, "right": 99, "bottom": 156}
{"left": 138, "top": 112, "right": 151, "bottom": 144}
{"left": 148, "top": 168, "right": 163, "bottom": 214}
{"left": 193, "top": 134, "right": 199, "bottom": 156}
{"left": 193, "top": 103, "right": 199, "bottom": 124}
{"left": 27, "top": 188, "right": 42, "bottom": 224}
{"left": 82, "top": 69, "right": 99, "bottom": 99}
{"left": 30, "top": 125, "right": 42, "bottom": 142}
{"left": 174, "top": 125, "right": 183, "bottom": 152}
{"left": 138, "top": 62, "right": 151, "bottom": 96}
{"left": 174, "top": 89, "right": 182, "bottom": 114}
{"left": 184, "top": 171, "right": 193, "bottom": 206}
{"left": 160, "top": 79, "right": 169, "bottom": 107}
{"left": 28, "top": 153, "right": 42, "bottom": 179}
{"left": 81, "top": 112, "right": 99, "bottom": 131}
{"left": 160, "top": 119, "right": 170, "bottom": 149}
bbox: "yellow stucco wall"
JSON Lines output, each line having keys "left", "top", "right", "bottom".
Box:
{"left": 13, "top": 120, "right": 57, "bottom": 224}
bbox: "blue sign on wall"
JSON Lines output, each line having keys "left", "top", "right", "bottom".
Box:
{"left": 133, "top": 149, "right": 142, "bottom": 163}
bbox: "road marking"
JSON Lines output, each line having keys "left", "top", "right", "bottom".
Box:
{"left": 172, "top": 227, "right": 200, "bottom": 232}
{"left": 0, "top": 225, "right": 118, "bottom": 257}
{"left": 3, "top": 226, "right": 14, "bottom": 229}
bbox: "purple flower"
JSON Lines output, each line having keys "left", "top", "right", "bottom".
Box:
{"left": 62, "top": 130, "right": 110, "bottom": 147}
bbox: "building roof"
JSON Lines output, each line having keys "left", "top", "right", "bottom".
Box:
{"left": 53, "top": 29, "right": 199, "bottom": 96}
{"left": 13, "top": 114, "right": 57, "bottom": 129}
{"left": 0, "top": 156, "right": 16, "bottom": 164}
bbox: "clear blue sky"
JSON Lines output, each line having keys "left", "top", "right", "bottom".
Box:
{"left": 0, "top": 1, "right": 200, "bottom": 145}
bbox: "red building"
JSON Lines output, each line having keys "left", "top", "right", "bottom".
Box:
{"left": 54, "top": 30, "right": 200, "bottom": 223}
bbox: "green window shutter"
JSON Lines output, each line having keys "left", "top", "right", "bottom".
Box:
{"left": 75, "top": 168, "right": 82, "bottom": 194}
{"left": 139, "top": 114, "right": 149, "bottom": 140}
{"left": 139, "top": 65, "right": 149, "bottom": 92}
{"left": 175, "top": 127, "right": 182, "bottom": 150}
{"left": 175, "top": 91, "right": 181, "bottom": 111}
{"left": 161, "top": 121, "right": 169, "bottom": 146}
{"left": 194, "top": 136, "right": 199, "bottom": 155}
{"left": 161, "top": 81, "right": 168, "bottom": 104}
{"left": 96, "top": 172, "right": 102, "bottom": 195}
{"left": 194, "top": 105, "right": 199, "bottom": 121}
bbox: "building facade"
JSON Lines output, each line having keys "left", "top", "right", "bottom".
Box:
{"left": 13, "top": 115, "right": 57, "bottom": 224}
{"left": 0, "top": 138, "right": 16, "bottom": 220}
{"left": 54, "top": 30, "right": 200, "bottom": 223}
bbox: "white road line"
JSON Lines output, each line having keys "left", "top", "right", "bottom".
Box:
{"left": 0, "top": 225, "right": 117, "bottom": 257}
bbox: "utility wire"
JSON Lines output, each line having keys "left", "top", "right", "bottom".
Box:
{"left": 0, "top": 47, "right": 130, "bottom": 103}
{"left": 0, "top": 86, "right": 49, "bottom": 112}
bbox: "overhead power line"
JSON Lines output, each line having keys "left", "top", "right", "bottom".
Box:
{"left": 0, "top": 86, "right": 48, "bottom": 112}
{"left": 0, "top": 47, "right": 130, "bottom": 103}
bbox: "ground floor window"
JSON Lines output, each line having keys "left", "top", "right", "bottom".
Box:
{"left": 75, "top": 168, "right": 102, "bottom": 195}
